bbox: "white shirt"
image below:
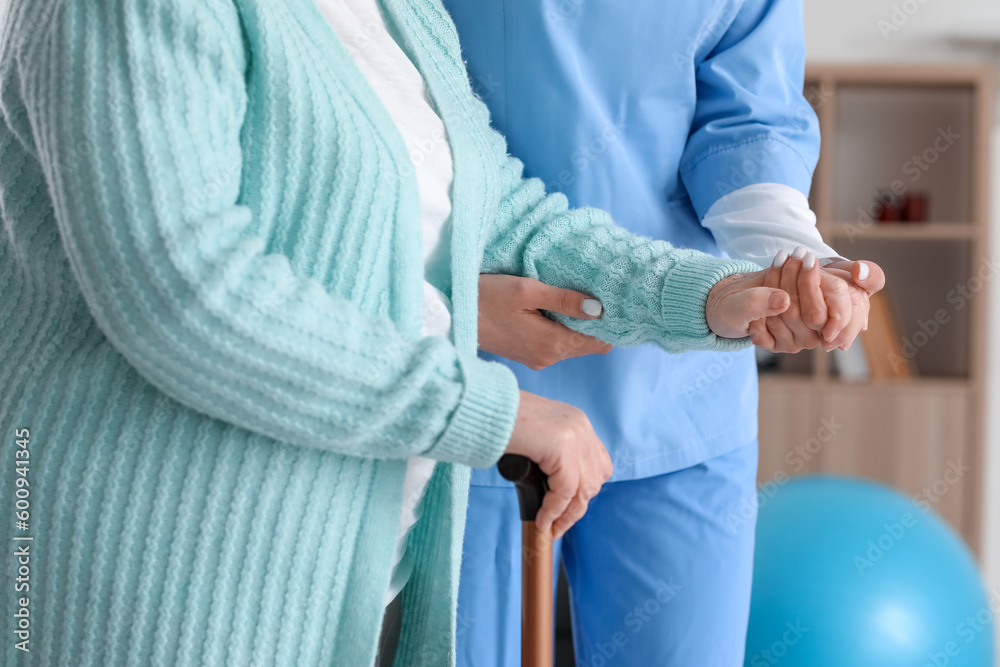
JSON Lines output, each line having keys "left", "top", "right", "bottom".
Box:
{"left": 702, "top": 182, "right": 843, "bottom": 268}
{"left": 312, "top": 0, "right": 453, "bottom": 607}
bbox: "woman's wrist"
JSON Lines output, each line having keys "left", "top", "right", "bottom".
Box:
{"left": 660, "top": 252, "right": 762, "bottom": 349}
{"left": 424, "top": 354, "right": 521, "bottom": 469}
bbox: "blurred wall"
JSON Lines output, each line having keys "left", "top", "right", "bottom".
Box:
{"left": 804, "top": 0, "right": 1000, "bottom": 658}
{"left": 806, "top": 0, "right": 1000, "bottom": 62}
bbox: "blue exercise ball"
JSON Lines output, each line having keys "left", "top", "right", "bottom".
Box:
{"left": 745, "top": 475, "right": 994, "bottom": 667}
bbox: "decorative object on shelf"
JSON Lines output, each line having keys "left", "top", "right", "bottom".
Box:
{"left": 754, "top": 346, "right": 780, "bottom": 374}
{"left": 899, "top": 191, "right": 929, "bottom": 222}
{"left": 862, "top": 290, "right": 915, "bottom": 380}
{"left": 830, "top": 340, "right": 869, "bottom": 382}
{"left": 873, "top": 189, "right": 902, "bottom": 222}
{"left": 871, "top": 190, "right": 929, "bottom": 223}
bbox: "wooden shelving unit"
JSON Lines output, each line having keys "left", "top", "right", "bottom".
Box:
{"left": 829, "top": 223, "right": 980, "bottom": 241}
{"left": 757, "top": 64, "right": 994, "bottom": 554}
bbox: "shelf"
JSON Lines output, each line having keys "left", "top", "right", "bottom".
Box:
{"left": 758, "top": 373, "right": 974, "bottom": 542}
{"left": 833, "top": 237, "right": 973, "bottom": 378}
{"left": 806, "top": 63, "right": 994, "bottom": 86}
{"left": 826, "top": 222, "right": 979, "bottom": 241}
{"left": 759, "top": 374, "right": 970, "bottom": 392}
{"left": 780, "top": 63, "right": 993, "bottom": 554}
{"left": 757, "top": 373, "right": 815, "bottom": 385}
{"left": 947, "top": 25, "right": 1000, "bottom": 47}
{"left": 831, "top": 86, "right": 975, "bottom": 223}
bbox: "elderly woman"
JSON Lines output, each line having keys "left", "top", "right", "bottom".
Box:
{"left": 0, "top": 0, "right": 855, "bottom": 665}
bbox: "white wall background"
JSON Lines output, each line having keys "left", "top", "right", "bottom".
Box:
{"left": 804, "top": 0, "right": 1000, "bottom": 659}
{"left": 806, "top": 0, "right": 1000, "bottom": 63}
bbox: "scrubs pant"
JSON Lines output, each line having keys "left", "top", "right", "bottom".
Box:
{"left": 457, "top": 439, "right": 758, "bottom": 667}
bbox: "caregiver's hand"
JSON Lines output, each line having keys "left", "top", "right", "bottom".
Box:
{"left": 749, "top": 248, "right": 886, "bottom": 353}
{"left": 504, "top": 390, "right": 613, "bottom": 539}
{"left": 478, "top": 274, "right": 612, "bottom": 370}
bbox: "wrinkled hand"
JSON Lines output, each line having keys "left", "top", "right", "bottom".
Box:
{"left": 478, "top": 274, "right": 612, "bottom": 370}
{"left": 749, "top": 248, "right": 886, "bottom": 353}
{"left": 705, "top": 271, "right": 791, "bottom": 342}
{"left": 504, "top": 391, "right": 614, "bottom": 539}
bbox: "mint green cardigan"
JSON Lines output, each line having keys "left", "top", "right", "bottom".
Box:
{"left": 0, "top": 0, "right": 757, "bottom": 664}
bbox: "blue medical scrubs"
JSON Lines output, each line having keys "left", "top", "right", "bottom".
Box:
{"left": 441, "top": 0, "right": 820, "bottom": 664}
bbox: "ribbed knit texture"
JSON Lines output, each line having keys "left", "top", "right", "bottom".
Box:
{"left": 0, "top": 0, "right": 757, "bottom": 665}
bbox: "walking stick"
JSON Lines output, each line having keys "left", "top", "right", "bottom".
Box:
{"left": 497, "top": 454, "right": 552, "bottom": 667}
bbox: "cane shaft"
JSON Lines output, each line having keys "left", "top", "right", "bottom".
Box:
{"left": 521, "top": 521, "right": 553, "bottom": 667}
{"left": 497, "top": 454, "right": 553, "bottom": 667}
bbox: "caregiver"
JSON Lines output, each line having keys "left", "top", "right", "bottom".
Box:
{"left": 443, "top": 0, "right": 886, "bottom": 665}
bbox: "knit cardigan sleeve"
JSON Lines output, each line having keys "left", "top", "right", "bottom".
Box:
{"left": 21, "top": 0, "right": 518, "bottom": 468}
{"left": 481, "top": 155, "right": 762, "bottom": 353}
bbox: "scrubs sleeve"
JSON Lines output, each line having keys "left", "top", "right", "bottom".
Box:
{"left": 679, "top": 0, "right": 821, "bottom": 220}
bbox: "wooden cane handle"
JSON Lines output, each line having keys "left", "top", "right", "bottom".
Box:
{"left": 497, "top": 454, "right": 549, "bottom": 521}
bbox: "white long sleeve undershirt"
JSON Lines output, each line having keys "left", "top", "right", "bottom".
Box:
{"left": 701, "top": 182, "right": 844, "bottom": 268}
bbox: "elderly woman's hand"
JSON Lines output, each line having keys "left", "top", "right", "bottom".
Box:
{"left": 713, "top": 248, "right": 885, "bottom": 353}
{"left": 478, "top": 274, "right": 612, "bottom": 370}
{"left": 504, "top": 391, "right": 614, "bottom": 539}
{"left": 747, "top": 249, "right": 885, "bottom": 353}
{"left": 705, "top": 271, "right": 791, "bottom": 343}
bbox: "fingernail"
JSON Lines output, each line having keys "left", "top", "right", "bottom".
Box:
{"left": 857, "top": 262, "right": 870, "bottom": 281}
{"left": 772, "top": 249, "right": 789, "bottom": 268}
{"left": 802, "top": 252, "right": 816, "bottom": 270}
{"left": 791, "top": 245, "right": 808, "bottom": 259}
{"left": 581, "top": 298, "right": 603, "bottom": 317}
{"left": 768, "top": 291, "right": 786, "bottom": 310}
